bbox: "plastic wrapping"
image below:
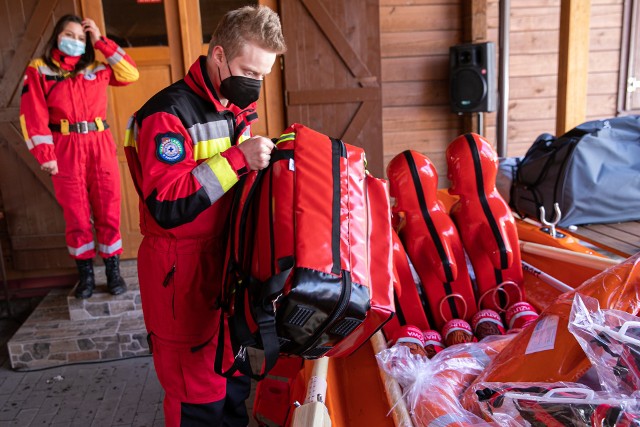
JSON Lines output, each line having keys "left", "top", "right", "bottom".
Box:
{"left": 469, "top": 381, "right": 640, "bottom": 427}
{"left": 468, "top": 253, "right": 640, "bottom": 385}
{"left": 376, "top": 335, "right": 513, "bottom": 426}
{"left": 570, "top": 293, "right": 640, "bottom": 395}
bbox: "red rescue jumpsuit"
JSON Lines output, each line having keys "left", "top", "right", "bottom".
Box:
{"left": 20, "top": 37, "right": 139, "bottom": 259}
{"left": 125, "top": 56, "right": 256, "bottom": 426}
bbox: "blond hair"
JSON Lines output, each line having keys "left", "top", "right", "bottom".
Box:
{"left": 208, "top": 5, "right": 286, "bottom": 60}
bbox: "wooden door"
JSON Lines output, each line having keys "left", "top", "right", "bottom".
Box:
{"left": 0, "top": 0, "right": 80, "bottom": 272}
{"left": 280, "top": 0, "right": 384, "bottom": 176}
{"left": 81, "top": 0, "right": 186, "bottom": 259}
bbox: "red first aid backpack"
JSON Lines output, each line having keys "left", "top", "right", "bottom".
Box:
{"left": 216, "top": 123, "right": 395, "bottom": 380}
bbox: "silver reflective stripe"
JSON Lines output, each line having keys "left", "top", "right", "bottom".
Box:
{"left": 37, "top": 64, "right": 59, "bottom": 76}
{"left": 126, "top": 116, "right": 138, "bottom": 139}
{"left": 98, "top": 239, "right": 122, "bottom": 255}
{"left": 192, "top": 161, "right": 225, "bottom": 204}
{"left": 188, "top": 121, "right": 230, "bottom": 145}
{"left": 68, "top": 241, "right": 95, "bottom": 257}
{"left": 32, "top": 135, "right": 54, "bottom": 146}
{"left": 107, "top": 51, "right": 124, "bottom": 66}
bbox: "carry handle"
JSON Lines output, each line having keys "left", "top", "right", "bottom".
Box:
{"left": 593, "top": 321, "right": 640, "bottom": 347}
{"left": 543, "top": 388, "right": 594, "bottom": 401}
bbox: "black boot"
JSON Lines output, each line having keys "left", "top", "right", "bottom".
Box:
{"left": 104, "top": 255, "right": 127, "bottom": 296}
{"left": 75, "top": 259, "right": 95, "bottom": 299}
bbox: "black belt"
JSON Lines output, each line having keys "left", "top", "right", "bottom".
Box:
{"left": 49, "top": 120, "right": 109, "bottom": 134}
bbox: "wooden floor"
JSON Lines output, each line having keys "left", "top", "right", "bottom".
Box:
{"left": 568, "top": 220, "right": 640, "bottom": 258}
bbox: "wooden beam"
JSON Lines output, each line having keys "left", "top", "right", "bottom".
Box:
{"left": 178, "top": 0, "right": 203, "bottom": 72}
{"left": 462, "top": 0, "right": 487, "bottom": 43}
{"left": 0, "top": 0, "right": 59, "bottom": 107}
{"left": 460, "top": 0, "right": 488, "bottom": 135}
{"left": 301, "top": 0, "right": 374, "bottom": 80}
{"left": 556, "top": 0, "right": 591, "bottom": 136}
{"left": 288, "top": 88, "right": 380, "bottom": 105}
{"left": 0, "top": 108, "right": 19, "bottom": 124}
{"left": 0, "top": 123, "right": 56, "bottom": 199}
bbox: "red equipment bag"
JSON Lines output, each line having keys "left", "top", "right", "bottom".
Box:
{"left": 387, "top": 149, "right": 477, "bottom": 330}
{"left": 215, "top": 123, "right": 395, "bottom": 380}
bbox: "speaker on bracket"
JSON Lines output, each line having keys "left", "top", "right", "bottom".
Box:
{"left": 449, "top": 42, "right": 496, "bottom": 113}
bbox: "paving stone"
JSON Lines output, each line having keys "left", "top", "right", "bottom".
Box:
{"left": 0, "top": 260, "right": 263, "bottom": 426}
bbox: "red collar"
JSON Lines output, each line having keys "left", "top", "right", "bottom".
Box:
{"left": 51, "top": 48, "right": 80, "bottom": 71}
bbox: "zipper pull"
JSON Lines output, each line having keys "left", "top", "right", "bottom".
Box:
{"left": 163, "top": 264, "right": 176, "bottom": 287}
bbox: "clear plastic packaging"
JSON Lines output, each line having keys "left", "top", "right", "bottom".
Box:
{"left": 569, "top": 293, "right": 640, "bottom": 395}
{"left": 376, "top": 335, "right": 513, "bottom": 426}
{"left": 469, "top": 381, "right": 640, "bottom": 426}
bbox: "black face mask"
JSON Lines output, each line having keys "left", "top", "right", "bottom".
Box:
{"left": 218, "top": 61, "right": 261, "bottom": 109}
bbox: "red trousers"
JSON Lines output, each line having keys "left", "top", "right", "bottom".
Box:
{"left": 138, "top": 235, "right": 246, "bottom": 426}
{"left": 51, "top": 131, "right": 122, "bottom": 259}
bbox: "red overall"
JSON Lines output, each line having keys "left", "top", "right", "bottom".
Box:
{"left": 125, "top": 57, "right": 256, "bottom": 426}
{"left": 20, "top": 38, "right": 139, "bottom": 259}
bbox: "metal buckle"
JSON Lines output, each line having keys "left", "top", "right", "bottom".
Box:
{"left": 77, "top": 121, "right": 89, "bottom": 134}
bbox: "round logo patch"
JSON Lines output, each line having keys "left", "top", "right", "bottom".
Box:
{"left": 155, "top": 133, "right": 186, "bottom": 164}
{"left": 83, "top": 72, "right": 97, "bottom": 81}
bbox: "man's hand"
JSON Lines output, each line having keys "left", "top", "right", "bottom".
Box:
{"left": 238, "top": 136, "right": 275, "bottom": 170}
{"left": 41, "top": 160, "right": 59, "bottom": 176}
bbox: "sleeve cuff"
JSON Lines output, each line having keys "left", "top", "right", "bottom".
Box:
{"left": 220, "top": 146, "right": 249, "bottom": 178}
{"left": 94, "top": 36, "right": 117, "bottom": 56}
{"left": 33, "top": 145, "right": 56, "bottom": 165}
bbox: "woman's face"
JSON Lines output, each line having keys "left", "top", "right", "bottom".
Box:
{"left": 57, "top": 21, "right": 85, "bottom": 46}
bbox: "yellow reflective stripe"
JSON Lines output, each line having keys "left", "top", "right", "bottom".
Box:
{"left": 277, "top": 132, "right": 295, "bottom": 145}
{"left": 193, "top": 137, "right": 231, "bottom": 161}
{"left": 205, "top": 155, "right": 238, "bottom": 192}
{"left": 19, "top": 114, "right": 29, "bottom": 141}
{"left": 238, "top": 134, "right": 250, "bottom": 144}
{"left": 111, "top": 60, "right": 139, "bottom": 83}
{"left": 124, "top": 127, "right": 137, "bottom": 150}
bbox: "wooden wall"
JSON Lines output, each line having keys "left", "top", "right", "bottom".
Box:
{"left": 483, "top": 0, "right": 623, "bottom": 156}
{"left": 379, "top": 0, "right": 626, "bottom": 179}
{"left": 380, "top": 0, "right": 463, "bottom": 178}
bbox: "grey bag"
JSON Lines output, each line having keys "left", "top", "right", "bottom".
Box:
{"left": 510, "top": 115, "right": 640, "bottom": 227}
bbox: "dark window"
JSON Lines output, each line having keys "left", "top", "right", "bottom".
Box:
{"left": 104, "top": 0, "right": 168, "bottom": 47}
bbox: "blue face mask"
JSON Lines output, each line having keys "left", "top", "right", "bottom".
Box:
{"left": 58, "top": 36, "right": 86, "bottom": 57}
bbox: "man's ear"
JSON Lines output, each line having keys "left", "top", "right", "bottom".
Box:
{"left": 211, "top": 45, "right": 225, "bottom": 67}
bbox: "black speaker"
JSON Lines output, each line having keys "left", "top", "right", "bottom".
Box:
{"left": 449, "top": 42, "right": 496, "bottom": 113}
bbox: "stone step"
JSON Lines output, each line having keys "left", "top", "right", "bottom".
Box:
{"left": 67, "top": 259, "right": 141, "bottom": 321}
{"left": 7, "top": 289, "right": 149, "bottom": 371}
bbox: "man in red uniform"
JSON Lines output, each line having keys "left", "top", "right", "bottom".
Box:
{"left": 20, "top": 15, "right": 138, "bottom": 298}
{"left": 124, "top": 6, "right": 286, "bottom": 426}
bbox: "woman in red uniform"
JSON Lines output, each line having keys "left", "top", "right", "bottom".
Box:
{"left": 20, "top": 15, "right": 139, "bottom": 298}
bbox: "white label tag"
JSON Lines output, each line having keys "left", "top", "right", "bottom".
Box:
{"left": 525, "top": 315, "right": 559, "bottom": 354}
{"left": 289, "top": 158, "right": 295, "bottom": 171}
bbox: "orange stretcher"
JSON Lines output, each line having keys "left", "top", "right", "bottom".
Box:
{"left": 268, "top": 213, "right": 626, "bottom": 427}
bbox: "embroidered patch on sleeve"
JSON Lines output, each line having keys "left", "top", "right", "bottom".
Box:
{"left": 155, "top": 132, "right": 186, "bottom": 164}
